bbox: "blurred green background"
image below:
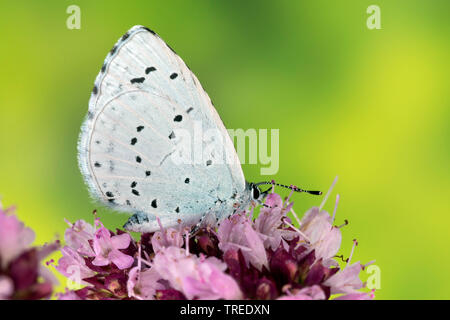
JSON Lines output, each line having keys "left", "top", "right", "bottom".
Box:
{"left": 0, "top": 0, "right": 449, "bottom": 299}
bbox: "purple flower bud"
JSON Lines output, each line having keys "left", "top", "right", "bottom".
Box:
{"left": 270, "top": 247, "right": 299, "bottom": 283}
{"left": 255, "top": 277, "right": 278, "bottom": 300}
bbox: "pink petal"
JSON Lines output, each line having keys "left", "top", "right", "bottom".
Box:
{"left": 111, "top": 233, "right": 131, "bottom": 250}
{"left": 182, "top": 259, "right": 242, "bottom": 300}
{"left": 56, "top": 246, "right": 95, "bottom": 280}
{"left": 218, "top": 214, "right": 268, "bottom": 271}
{"left": 151, "top": 228, "right": 184, "bottom": 253}
{"left": 127, "top": 267, "right": 163, "bottom": 300}
{"left": 264, "top": 193, "right": 283, "bottom": 208}
{"left": 243, "top": 223, "right": 268, "bottom": 270}
{"left": 152, "top": 247, "right": 198, "bottom": 292}
{"left": 93, "top": 226, "right": 112, "bottom": 256}
{"left": 0, "top": 276, "right": 14, "bottom": 299}
{"left": 64, "top": 219, "right": 95, "bottom": 256}
{"left": 313, "top": 227, "right": 342, "bottom": 261}
{"left": 127, "top": 266, "right": 139, "bottom": 294}
{"left": 278, "top": 285, "right": 326, "bottom": 300}
{"left": 57, "top": 290, "right": 81, "bottom": 300}
{"left": 300, "top": 208, "right": 332, "bottom": 243}
{"left": 92, "top": 255, "right": 110, "bottom": 267}
{"left": 0, "top": 209, "right": 35, "bottom": 267}
{"left": 108, "top": 249, "right": 134, "bottom": 270}
{"left": 323, "top": 262, "right": 363, "bottom": 294}
{"left": 183, "top": 276, "right": 219, "bottom": 300}
{"left": 205, "top": 268, "right": 242, "bottom": 300}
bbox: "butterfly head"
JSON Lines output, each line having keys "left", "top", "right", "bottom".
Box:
{"left": 248, "top": 182, "right": 271, "bottom": 202}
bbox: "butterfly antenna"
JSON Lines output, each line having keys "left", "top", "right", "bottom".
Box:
{"left": 261, "top": 186, "right": 273, "bottom": 197}
{"left": 255, "top": 181, "right": 322, "bottom": 195}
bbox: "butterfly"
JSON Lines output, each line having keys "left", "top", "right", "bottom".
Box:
{"left": 78, "top": 25, "right": 321, "bottom": 233}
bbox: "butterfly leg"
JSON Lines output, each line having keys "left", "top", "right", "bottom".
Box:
{"left": 189, "top": 212, "right": 219, "bottom": 236}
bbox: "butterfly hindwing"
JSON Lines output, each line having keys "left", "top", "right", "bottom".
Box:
{"left": 78, "top": 26, "right": 246, "bottom": 232}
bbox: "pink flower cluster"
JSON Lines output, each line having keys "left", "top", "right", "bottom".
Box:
{"left": 0, "top": 204, "right": 58, "bottom": 300}
{"left": 55, "top": 182, "right": 375, "bottom": 300}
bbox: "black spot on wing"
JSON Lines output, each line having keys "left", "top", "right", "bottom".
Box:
{"left": 109, "top": 160, "right": 115, "bottom": 172}
{"left": 122, "top": 32, "right": 130, "bottom": 41}
{"left": 175, "top": 207, "right": 180, "bottom": 213}
{"left": 132, "top": 189, "right": 140, "bottom": 196}
{"left": 168, "top": 131, "right": 175, "bottom": 139}
{"left": 94, "top": 162, "right": 101, "bottom": 168}
{"left": 137, "top": 125, "right": 144, "bottom": 132}
{"left": 151, "top": 199, "right": 157, "bottom": 208}
{"left": 206, "top": 160, "right": 212, "bottom": 166}
{"left": 170, "top": 73, "right": 178, "bottom": 79}
{"left": 106, "top": 191, "right": 114, "bottom": 198}
{"left": 131, "top": 181, "right": 137, "bottom": 188}
{"left": 173, "top": 115, "right": 182, "bottom": 122}
{"left": 145, "top": 67, "right": 156, "bottom": 74}
{"left": 145, "top": 170, "right": 151, "bottom": 177}
{"left": 92, "top": 85, "right": 98, "bottom": 95}
{"left": 136, "top": 156, "right": 142, "bottom": 163}
{"left": 110, "top": 45, "right": 117, "bottom": 55}
{"left": 185, "top": 178, "right": 190, "bottom": 184}
{"left": 131, "top": 137, "right": 137, "bottom": 145}
{"left": 130, "top": 77, "right": 145, "bottom": 84}
{"left": 186, "top": 107, "right": 194, "bottom": 113}
{"left": 142, "top": 27, "right": 156, "bottom": 35}
{"left": 101, "top": 63, "right": 107, "bottom": 73}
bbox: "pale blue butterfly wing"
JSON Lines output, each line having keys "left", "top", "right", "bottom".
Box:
{"left": 78, "top": 26, "right": 249, "bottom": 232}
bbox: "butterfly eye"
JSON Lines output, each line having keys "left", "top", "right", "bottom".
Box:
{"left": 252, "top": 186, "right": 260, "bottom": 200}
